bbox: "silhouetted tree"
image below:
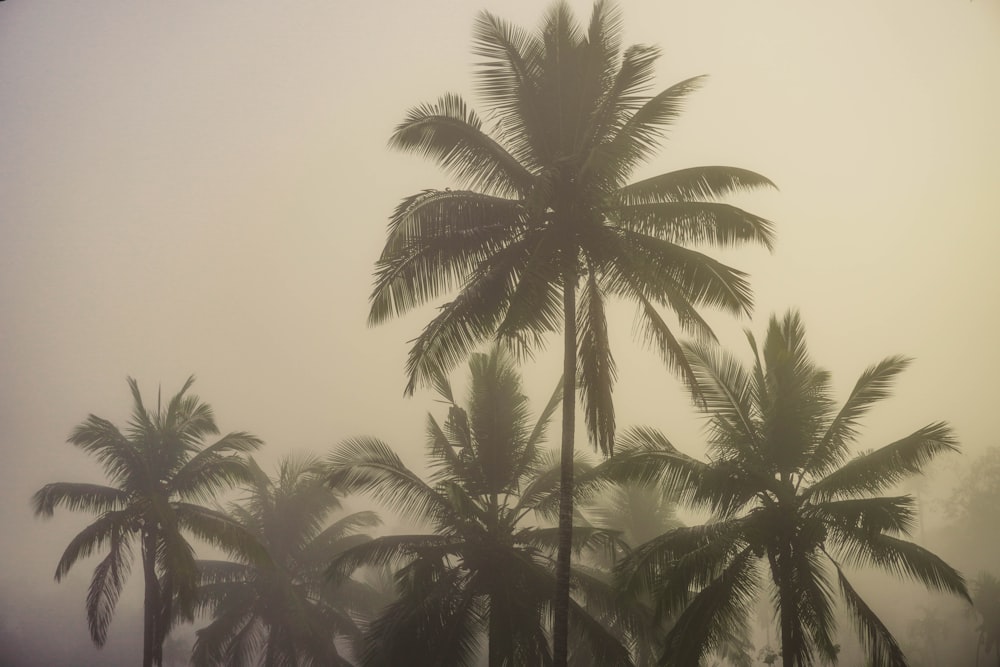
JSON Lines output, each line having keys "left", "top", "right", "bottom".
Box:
{"left": 32, "top": 376, "right": 262, "bottom": 667}
{"left": 191, "top": 455, "right": 382, "bottom": 666}
{"left": 607, "top": 311, "right": 969, "bottom": 667}
{"left": 327, "top": 348, "right": 634, "bottom": 666}
{"left": 370, "top": 2, "right": 775, "bottom": 660}
{"left": 973, "top": 573, "right": 1000, "bottom": 667}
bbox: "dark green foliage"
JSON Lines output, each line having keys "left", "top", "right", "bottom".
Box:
{"left": 327, "top": 348, "right": 634, "bottom": 666}
{"left": 606, "top": 311, "right": 968, "bottom": 667}
{"left": 372, "top": 4, "right": 775, "bottom": 661}
{"left": 32, "top": 376, "right": 262, "bottom": 667}
{"left": 190, "top": 456, "right": 383, "bottom": 666}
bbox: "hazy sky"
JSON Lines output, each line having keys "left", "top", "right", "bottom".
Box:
{"left": 2, "top": 1, "right": 998, "bottom": 664}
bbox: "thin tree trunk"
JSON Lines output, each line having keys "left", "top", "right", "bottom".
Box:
{"left": 488, "top": 593, "right": 501, "bottom": 667}
{"left": 142, "top": 528, "right": 158, "bottom": 667}
{"left": 766, "top": 544, "right": 796, "bottom": 667}
{"left": 552, "top": 266, "right": 577, "bottom": 667}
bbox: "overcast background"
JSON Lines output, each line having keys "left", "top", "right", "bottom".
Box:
{"left": 1, "top": 1, "right": 998, "bottom": 665}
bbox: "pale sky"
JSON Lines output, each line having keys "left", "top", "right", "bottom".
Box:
{"left": 1, "top": 1, "right": 998, "bottom": 664}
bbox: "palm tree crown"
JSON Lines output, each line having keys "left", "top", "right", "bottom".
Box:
{"left": 326, "top": 348, "right": 632, "bottom": 666}
{"left": 32, "top": 376, "right": 262, "bottom": 667}
{"left": 607, "top": 310, "right": 969, "bottom": 667}
{"left": 372, "top": 3, "right": 775, "bottom": 660}
{"left": 191, "top": 455, "right": 382, "bottom": 667}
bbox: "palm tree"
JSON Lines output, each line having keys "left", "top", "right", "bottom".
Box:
{"left": 606, "top": 310, "right": 969, "bottom": 667}
{"left": 32, "top": 376, "right": 262, "bottom": 667}
{"left": 370, "top": 3, "right": 775, "bottom": 660}
{"left": 327, "top": 348, "right": 634, "bottom": 666}
{"left": 190, "top": 455, "right": 383, "bottom": 666}
{"left": 973, "top": 572, "right": 1000, "bottom": 667}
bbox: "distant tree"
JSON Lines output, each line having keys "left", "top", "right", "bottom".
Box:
{"left": 370, "top": 2, "right": 775, "bottom": 661}
{"left": 32, "top": 376, "right": 262, "bottom": 667}
{"left": 607, "top": 310, "right": 969, "bottom": 667}
{"left": 973, "top": 572, "right": 1000, "bottom": 667}
{"left": 326, "top": 348, "right": 633, "bottom": 666}
{"left": 190, "top": 455, "right": 382, "bottom": 666}
{"left": 947, "top": 446, "right": 1000, "bottom": 532}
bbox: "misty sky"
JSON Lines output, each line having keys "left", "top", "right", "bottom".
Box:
{"left": 1, "top": 1, "right": 999, "bottom": 664}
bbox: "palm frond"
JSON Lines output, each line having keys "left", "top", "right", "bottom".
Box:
{"left": 362, "top": 567, "right": 482, "bottom": 667}
{"left": 615, "top": 166, "right": 777, "bottom": 204}
{"left": 471, "top": 9, "right": 545, "bottom": 168}
{"left": 598, "top": 75, "right": 707, "bottom": 188}
{"left": 327, "top": 437, "right": 451, "bottom": 520}
{"left": 808, "top": 495, "right": 917, "bottom": 538}
{"left": 174, "top": 503, "right": 268, "bottom": 565}
{"left": 401, "top": 242, "right": 535, "bottom": 395}
{"left": 53, "top": 510, "right": 134, "bottom": 581}
{"left": 826, "top": 531, "right": 969, "bottom": 600}
{"left": 808, "top": 422, "right": 958, "bottom": 501}
{"left": 577, "top": 270, "right": 617, "bottom": 455}
{"left": 85, "top": 527, "right": 133, "bottom": 646}
{"left": 658, "top": 547, "right": 759, "bottom": 667}
{"left": 325, "top": 534, "right": 456, "bottom": 582}
{"left": 611, "top": 200, "right": 775, "bottom": 252}
{"left": 390, "top": 94, "right": 534, "bottom": 196}
{"left": 67, "top": 416, "right": 146, "bottom": 487}
{"left": 370, "top": 190, "right": 526, "bottom": 326}
{"left": 806, "top": 356, "right": 913, "bottom": 478}
{"left": 682, "top": 340, "right": 759, "bottom": 450}
{"left": 32, "top": 482, "right": 128, "bottom": 518}
{"left": 170, "top": 435, "right": 261, "bottom": 502}
{"left": 831, "top": 559, "right": 908, "bottom": 667}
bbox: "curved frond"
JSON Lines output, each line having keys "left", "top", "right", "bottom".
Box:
{"left": 805, "top": 356, "right": 912, "bottom": 478}
{"left": 658, "top": 547, "right": 759, "bottom": 667}
{"left": 597, "top": 75, "right": 707, "bottom": 188}
{"left": 85, "top": 528, "right": 133, "bottom": 646}
{"left": 615, "top": 166, "right": 777, "bottom": 205}
{"left": 170, "top": 434, "right": 261, "bottom": 502}
{"left": 390, "top": 94, "right": 534, "bottom": 195}
{"left": 327, "top": 437, "right": 451, "bottom": 520}
{"left": 53, "top": 510, "right": 134, "bottom": 581}
{"left": 32, "top": 482, "right": 128, "bottom": 518}
{"left": 577, "top": 270, "right": 617, "bottom": 455}
{"left": 826, "top": 532, "right": 969, "bottom": 600}
{"left": 830, "top": 559, "right": 908, "bottom": 667}
{"left": 67, "top": 416, "right": 145, "bottom": 487}
{"left": 808, "top": 422, "right": 958, "bottom": 501}
{"left": 370, "top": 189, "right": 526, "bottom": 326}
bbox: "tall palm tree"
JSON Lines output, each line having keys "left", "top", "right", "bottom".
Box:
{"left": 606, "top": 310, "right": 969, "bottom": 667}
{"left": 32, "top": 376, "right": 262, "bottom": 667}
{"left": 190, "top": 455, "right": 383, "bottom": 666}
{"left": 327, "top": 348, "right": 635, "bottom": 666}
{"left": 370, "top": 2, "right": 775, "bottom": 660}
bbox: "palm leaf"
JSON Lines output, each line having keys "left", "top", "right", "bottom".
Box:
{"left": 808, "top": 422, "right": 958, "bottom": 500}
{"left": 831, "top": 559, "right": 908, "bottom": 667}
{"left": 389, "top": 94, "right": 534, "bottom": 195}
{"left": 805, "top": 355, "right": 912, "bottom": 479}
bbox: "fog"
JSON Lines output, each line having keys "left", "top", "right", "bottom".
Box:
{"left": 1, "top": 0, "right": 999, "bottom": 665}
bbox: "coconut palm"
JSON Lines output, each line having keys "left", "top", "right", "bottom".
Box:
{"left": 606, "top": 310, "right": 969, "bottom": 666}
{"left": 581, "top": 483, "right": 753, "bottom": 666}
{"left": 327, "top": 348, "right": 636, "bottom": 666}
{"left": 190, "top": 455, "right": 383, "bottom": 666}
{"left": 370, "top": 2, "right": 775, "bottom": 660}
{"left": 32, "top": 376, "right": 262, "bottom": 667}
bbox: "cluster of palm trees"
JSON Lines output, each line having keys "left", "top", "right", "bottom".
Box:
{"left": 34, "top": 2, "right": 977, "bottom": 665}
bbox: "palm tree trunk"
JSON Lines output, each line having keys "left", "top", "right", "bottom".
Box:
{"left": 488, "top": 593, "right": 502, "bottom": 667}
{"left": 766, "top": 546, "right": 796, "bottom": 667}
{"left": 142, "top": 528, "right": 158, "bottom": 667}
{"left": 552, "top": 266, "right": 577, "bottom": 667}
